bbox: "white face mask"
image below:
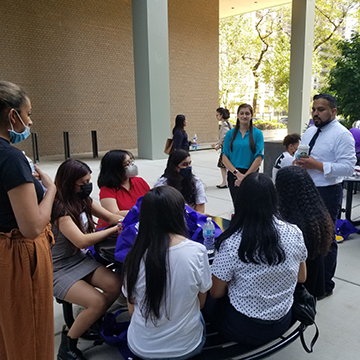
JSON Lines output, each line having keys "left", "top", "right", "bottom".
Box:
{"left": 125, "top": 163, "right": 139, "bottom": 178}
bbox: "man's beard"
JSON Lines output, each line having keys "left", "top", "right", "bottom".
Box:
{"left": 314, "top": 117, "right": 332, "bottom": 128}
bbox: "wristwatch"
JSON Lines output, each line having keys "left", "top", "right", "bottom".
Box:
{"left": 233, "top": 170, "right": 238, "bottom": 176}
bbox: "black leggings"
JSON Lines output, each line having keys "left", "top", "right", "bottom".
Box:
{"left": 202, "top": 295, "right": 292, "bottom": 347}
{"left": 227, "top": 168, "right": 248, "bottom": 205}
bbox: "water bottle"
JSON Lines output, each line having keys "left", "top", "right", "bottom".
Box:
{"left": 202, "top": 217, "right": 215, "bottom": 257}
{"left": 23, "top": 151, "right": 35, "bottom": 172}
{"left": 192, "top": 134, "right": 198, "bottom": 150}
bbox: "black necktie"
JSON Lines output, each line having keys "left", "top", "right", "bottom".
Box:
{"left": 308, "top": 128, "right": 321, "bottom": 156}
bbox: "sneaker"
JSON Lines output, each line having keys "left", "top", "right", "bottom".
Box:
{"left": 336, "top": 235, "right": 344, "bottom": 243}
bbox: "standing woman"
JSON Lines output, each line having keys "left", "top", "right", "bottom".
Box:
{"left": 276, "top": 166, "right": 334, "bottom": 299}
{"left": 172, "top": 114, "right": 193, "bottom": 151}
{"left": 222, "top": 104, "right": 264, "bottom": 204}
{"left": 51, "top": 159, "right": 122, "bottom": 360}
{"left": 0, "top": 81, "right": 56, "bottom": 360}
{"left": 97, "top": 149, "right": 150, "bottom": 228}
{"left": 211, "top": 107, "right": 233, "bottom": 188}
{"left": 123, "top": 186, "right": 212, "bottom": 359}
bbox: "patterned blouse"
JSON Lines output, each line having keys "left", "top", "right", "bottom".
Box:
{"left": 211, "top": 218, "right": 307, "bottom": 320}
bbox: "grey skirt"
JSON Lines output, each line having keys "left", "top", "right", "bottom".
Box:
{"left": 53, "top": 252, "right": 102, "bottom": 300}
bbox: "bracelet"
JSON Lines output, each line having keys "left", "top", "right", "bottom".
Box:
{"left": 117, "top": 219, "right": 124, "bottom": 233}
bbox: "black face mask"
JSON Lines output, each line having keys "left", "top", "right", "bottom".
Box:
{"left": 78, "top": 183, "right": 93, "bottom": 199}
{"left": 179, "top": 166, "right": 192, "bottom": 179}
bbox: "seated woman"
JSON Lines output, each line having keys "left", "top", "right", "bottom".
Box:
{"left": 154, "top": 149, "right": 207, "bottom": 213}
{"left": 123, "top": 186, "right": 212, "bottom": 359}
{"left": 97, "top": 149, "right": 150, "bottom": 228}
{"left": 276, "top": 166, "right": 334, "bottom": 299}
{"left": 210, "top": 173, "right": 307, "bottom": 347}
{"left": 51, "top": 159, "right": 123, "bottom": 360}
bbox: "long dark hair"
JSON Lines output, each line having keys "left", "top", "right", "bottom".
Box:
{"left": 52, "top": 159, "right": 94, "bottom": 233}
{"left": 162, "top": 149, "right": 197, "bottom": 206}
{"left": 230, "top": 104, "right": 255, "bottom": 153}
{"left": 123, "top": 186, "right": 187, "bottom": 324}
{"left": 276, "top": 166, "right": 333, "bottom": 259}
{"left": 216, "top": 173, "right": 285, "bottom": 265}
{"left": 97, "top": 149, "right": 133, "bottom": 189}
{"left": 172, "top": 114, "right": 186, "bottom": 134}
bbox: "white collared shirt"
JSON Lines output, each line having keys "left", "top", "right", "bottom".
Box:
{"left": 298, "top": 120, "right": 356, "bottom": 187}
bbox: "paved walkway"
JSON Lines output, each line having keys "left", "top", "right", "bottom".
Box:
{"left": 40, "top": 149, "right": 360, "bottom": 359}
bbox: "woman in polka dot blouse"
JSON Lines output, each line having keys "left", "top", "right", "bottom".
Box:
{"left": 210, "top": 173, "right": 307, "bottom": 347}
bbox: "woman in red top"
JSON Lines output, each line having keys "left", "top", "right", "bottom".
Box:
{"left": 97, "top": 150, "right": 150, "bottom": 228}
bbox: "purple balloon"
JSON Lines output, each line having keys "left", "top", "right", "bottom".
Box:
{"left": 350, "top": 128, "right": 360, "bottom": 153}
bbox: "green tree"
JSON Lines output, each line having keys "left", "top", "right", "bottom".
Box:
{"left": 327, "top": 32, "right": 360, "bottom": 124}
{"left": 313, "top": 0, "right": 359, "bottom": 89}
{"left": 219, "top": 10, "right": 283, "bottom": 112}
{"left": 261, "top": 6, "right": 292, "bottom": 112}
{"left": 219, "top": 15, "right": 254, "bottom": 110}
{"left": 219, "top": 0, "right": 360, "bottom": 114}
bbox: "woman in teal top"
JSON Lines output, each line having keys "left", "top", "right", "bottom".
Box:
{"left": 222, "top": 103, "right": 264, "bottom": 205}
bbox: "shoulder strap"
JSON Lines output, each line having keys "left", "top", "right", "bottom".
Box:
{"left": 299, "top": 322, "right": 319, "bottom": 353}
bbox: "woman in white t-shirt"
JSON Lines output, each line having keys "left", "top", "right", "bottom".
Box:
{"left": 210, "top": 173, "right": 307, "bottom": 347}
{"left": 123, "top": 186, "right": 212, "bottom": 359}
{"left": 154, "top": 149, "right": 207, "bottom": 213}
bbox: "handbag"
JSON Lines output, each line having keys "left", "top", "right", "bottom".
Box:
{"left": 99, "top": 309, "right": 134, "bottom": 359}
{"left": 164, "top": 138, "right": 174, "bottom": 155}
{"left": 292, "top": 283, "right": 319, "bottom": 353}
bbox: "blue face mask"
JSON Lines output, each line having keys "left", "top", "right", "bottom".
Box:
{"left": 8, "top": 110, "right": 30, "bottom": 144}
{"left": 179, "top": 166, "right": 192, "bottom": 179}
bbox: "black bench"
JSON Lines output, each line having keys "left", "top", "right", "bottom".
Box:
{"left": 132, "top": 321, "right": 305, "bottom": 360}
{"left": 192, "top": 321, "right": 304, "bottom": 360}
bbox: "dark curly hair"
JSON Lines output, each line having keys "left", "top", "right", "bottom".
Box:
{"left": 162, "top": 149, "right": 197, "bottom": 206}
{"left": 275, "top": 166, "right": 334, "bottom": 259}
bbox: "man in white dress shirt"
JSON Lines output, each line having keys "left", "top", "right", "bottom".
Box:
{"left": 295, "top": 94, "right": 356, "bottom": 299}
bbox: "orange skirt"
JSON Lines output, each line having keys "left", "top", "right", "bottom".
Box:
{"left": 0, "top": 224, "right": 54, "bottom": 360}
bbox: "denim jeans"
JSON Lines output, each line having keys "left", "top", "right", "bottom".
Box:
{"left": 129, "top": 314, "right": 206, "bottom": 360}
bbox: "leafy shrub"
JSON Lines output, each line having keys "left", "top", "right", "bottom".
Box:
{"left": 253, "top": 119, "right": 286, "bottom": 130}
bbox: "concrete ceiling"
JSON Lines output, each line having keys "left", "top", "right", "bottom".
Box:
{"left": 220, "top": 0, "right": 292, "bottom": 18}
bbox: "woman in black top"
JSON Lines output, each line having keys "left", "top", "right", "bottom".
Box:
{"left": 0, "top": 81, "right": 56, "bottom": 360}
{"left": 172, "top": 114, "right": 194, "bottom": 151}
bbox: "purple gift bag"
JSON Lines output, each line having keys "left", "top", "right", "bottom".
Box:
{"left": 114, "top": 196, "right": 222, "bottom": 263}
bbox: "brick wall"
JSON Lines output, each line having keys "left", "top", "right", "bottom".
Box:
{"left": 0, "top": 0, "right": 219, "bottom": 157}
{"left": 169, "top": 0, "right": 219, "bottom": 143}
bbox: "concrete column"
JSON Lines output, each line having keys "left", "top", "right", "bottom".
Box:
{"left": 287, "top": 0, "right": 315, "bottom": 135}
{"left": 132, "top": 0, "right": 171, "bottom": 159}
